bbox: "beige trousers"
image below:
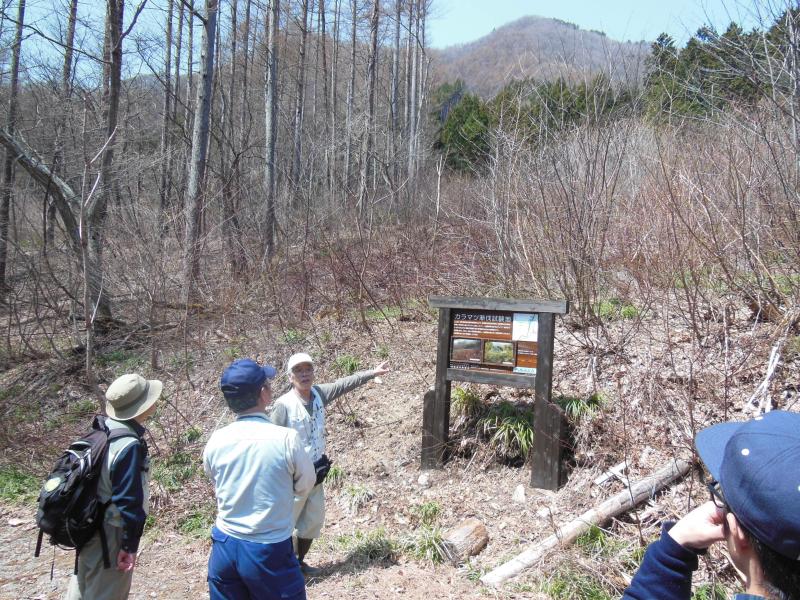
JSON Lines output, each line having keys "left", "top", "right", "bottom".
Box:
{"left": 64, "top": 525, "right": 133, "bottom": 600}
{"left": 293, "top": 483, "right": 326, "bottom": 539}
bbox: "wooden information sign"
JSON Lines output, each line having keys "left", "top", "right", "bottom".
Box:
{"left": 423, "top": 296, "right": 570, "bottom": 490}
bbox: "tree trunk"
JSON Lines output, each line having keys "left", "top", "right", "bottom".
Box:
{"left": 183, "top": 0, "right": 218, "bottom": 304}
{"left": 45, "top": 0, "right": 77, "bottom": 250}
{"left": 181, "top": 0, "right": 195, "bottom": 202}
{"left": 239, "top": 0, "right": 253, "bottom": 148}
{"left": 158, "top": 0, "right": 174, "bottom": 227}
{"left": 84, "top": 0, "right": 123, "bottom": 325}
{"left": 329, "top": 0, "right": 340, "bottom": 199}
{"left": 441, "top": 518, "right": 489, "bottom": 565}
{"left": 0, "top": 129, "right": 80, "bottom": 258}
{"left": 406, "top": 0, "right": 418, "bottom": 186}
{"left": 414, "top": 0, "right": 428, "bottom": 170}
{"left": 290, "top": 0, "right": 310, "bottom": 202}
{"left": 219, "top": 0, "right": 246, "bottom": 279}
{"left": 356, "top": 0, "right": 379, "bottom": 217}
{"left": 173, "top": 0, "right": 184, "bottom": 125}
{"left": 389, "top": 0, "right": 401, "bottom": 197}
{"left": 344, "top": 0, "right": 357, "bottom": 193}
{"left": 318, "top": 0, "right": 330, "bottom": 193}
{"left": 263, "top": 0, "right": 280, "bottom": 259}
{"left": 0, "top": 0, "right": 25, "bottom": 299}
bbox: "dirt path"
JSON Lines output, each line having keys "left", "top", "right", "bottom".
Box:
{"left": 1, "top": 503, "right": 519, "bottom": 600}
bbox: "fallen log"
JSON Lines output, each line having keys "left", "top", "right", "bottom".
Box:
{"left": 480, "top": 458, "right": 691, "bottom": 587}
{"left": 441, "top": 517, "right": 488, "bottom": 565}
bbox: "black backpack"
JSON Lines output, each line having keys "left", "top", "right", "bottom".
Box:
{"left": 34, "top": 414, "right": 140, "bottom": 573}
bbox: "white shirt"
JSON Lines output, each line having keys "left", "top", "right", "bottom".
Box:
{"left": 273, "top": 388, "right": 327, "bottom": 462}
{"left": 202, "top": 413, "right": 315, "bottom": 544}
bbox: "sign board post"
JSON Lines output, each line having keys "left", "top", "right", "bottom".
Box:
{"left": 423, "top": 296, "right": 570, "bottom": 490}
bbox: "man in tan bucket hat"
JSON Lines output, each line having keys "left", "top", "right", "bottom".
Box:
{"left": 66, "top": 373, "right": 163, "bottom": 600}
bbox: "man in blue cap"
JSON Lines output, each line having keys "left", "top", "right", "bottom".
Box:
{"left": 203, "top": 359, "right": 315, "bottom": 600}
{"left": 624, "top": 410, "right": 800, "bottom": 599}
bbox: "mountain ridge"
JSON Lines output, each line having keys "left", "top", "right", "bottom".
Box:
{"left": 431, "top": 15, "right": 649, "bottom": 98}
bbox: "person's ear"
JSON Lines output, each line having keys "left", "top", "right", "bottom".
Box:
{"left": 726, "top": 512, "right": 751, "bottom": 552}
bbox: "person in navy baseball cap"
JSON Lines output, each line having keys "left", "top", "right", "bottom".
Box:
{"left": 219, "top": 358, "right": 277, "bottom": 413}
{"left": 204, "top": 358, "right": 314, "bottom": 599}
{"left": 624, "top": 410, "right": 800, "bottom": 600}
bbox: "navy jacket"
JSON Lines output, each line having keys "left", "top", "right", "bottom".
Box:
{"left": 109, "top": 420, "right": 148, "bottom": 553}
{"left": 623, "top": 522, "right": 765, "bottom": 600}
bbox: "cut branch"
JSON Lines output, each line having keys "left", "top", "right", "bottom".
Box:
{"left": 480, "top": 459, "right": 691, "bottom": 587}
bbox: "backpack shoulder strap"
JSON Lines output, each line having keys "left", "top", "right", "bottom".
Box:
{"left": 107, "top": 428, "right": 139, "bottom": 442}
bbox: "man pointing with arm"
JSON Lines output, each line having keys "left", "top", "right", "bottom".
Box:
{"left": 271, "top": 352, "right": 389, "bottom": 575}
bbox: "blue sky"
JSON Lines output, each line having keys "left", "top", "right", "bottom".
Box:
{"left": 428, "top": 0, "right": 767, "bottom": 48}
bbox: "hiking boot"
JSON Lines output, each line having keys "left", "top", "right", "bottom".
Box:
{"left": 300, "top": 561, "right": 322, "bottom": 576}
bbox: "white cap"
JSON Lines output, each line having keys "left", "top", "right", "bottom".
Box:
{"left": 287, "top": 352, "right": 314, "bottom": 374}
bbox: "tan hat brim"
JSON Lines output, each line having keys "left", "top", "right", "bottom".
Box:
{"left": 106, "top": 379, "right": 163, "bottom": 421}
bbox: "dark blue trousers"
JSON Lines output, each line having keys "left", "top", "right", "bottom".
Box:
{"left": 207, "top": 527, "right": 306, "bottom": 600}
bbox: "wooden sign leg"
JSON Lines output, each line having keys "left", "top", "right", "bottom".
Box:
{"left": 530, "top": 312, "right": 565, "bottom": 489}
{"left": 421, "top": 307, "right": 452, "bottom": 469}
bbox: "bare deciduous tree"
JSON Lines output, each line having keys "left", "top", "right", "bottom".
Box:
{"left": 183, "top": 0, "right": 219, "bottom": 304}
{"left": 0, "top": 0, "right": 25, "bottom": 298}
{"left": 263, "top": 0, "right": 280, "bottom": 259}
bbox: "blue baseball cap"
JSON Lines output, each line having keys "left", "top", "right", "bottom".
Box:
{"left": 696, "top": 410, "right": 800, "bottom": 560}
{"left": 219, "top": 359, "right": 277, "bottom": 399}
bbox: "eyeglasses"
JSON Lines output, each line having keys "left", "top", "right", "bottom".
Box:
{"left": 707, "top": 479, "right": 728, "bottom": 510}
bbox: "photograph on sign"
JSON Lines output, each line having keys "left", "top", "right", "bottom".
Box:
{"left": 451, "top": 338, "right": 481, "bottom": 362}
{"left": 483, "top": 341, "right": 514, "bottom": 365}
{"left": 514, "top": 341, "right": 538, "bottom": 374}
{"left": 512, "top": 313, "right": 538, "bottom": 342}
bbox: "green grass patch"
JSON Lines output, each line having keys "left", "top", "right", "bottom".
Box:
{"left": 410, "top": 501, "right": 441, "bottom": 526}
{"left": 328, "top": 528, "right": 398, "bottom": 563}
{"left": 452, "top": 386, "right": 482, "bottom": 418}
{"left": 478, "top": 401, "right": 535, "bottom": 461}
{"left": 364, "top": 306, "right": 403, "bottom": 321}
{"left": 622, "top": 544, "right": 646, "bottom": 570}
{"left": 0, "top": 384, "right": 23, "bottom": 402}
{"left": 152, "top": 451, "right": 197, "bottom": 493}
{"left": 595, "top": 298, "right": 640, "bottom": 321}
{"left": 95, "top": 349, "right": 145, "bottom": 373}
{"left": 281, "top": 329, "right": 305, "bottom": 344}
{"left": 342, "top": 484, "right": 373, "bottom": 514}
{"left": 333, "top": 354, "right": 361, "bottom": 376}
{"left": 325, "top": 464, "right": 345, "bottom": 489}
{"left": 772, "top": 273, "right": 800, "bottom": 295}
{"left": 222, "top": 346, "right": 243, "bottom": 360}
{"left": 167, "top": 353, "right": 194, "bottom": 372}
{"left": 0, "top": 466, "right": 40, "bottom": 504}
{"left": 144, "top": 512, "right": 156, "bottom": 532}
{"left": 575, "top": 525, "right": 628, "bottom": 557}
{"left": 61, "top": 398, "right": 98, "bottom": 425}
{"left": 540, "top": 565, "right": 613, "bottom": 600}
{"left": 375, "top": 344, "right": 390, "bottom": 360}
{"left": 462, "top": 561, "right": 485, "bottom": 582}
{"left": 555, "top": 392, "right": 604, "bottom": 422}
{"left": 177, "top": 504, "right": 216, "bottom": 539}
{"left": 184, "top": 426, "right": 202, "bottom": 443}
{"left": 12, "top": 401, "right": 39, "bottom": 423}
{"left": 400, "top": 525, "right": 447, "bottom": 564}
{"left": 691, "top": 583, "right": 727, "bottom": 600}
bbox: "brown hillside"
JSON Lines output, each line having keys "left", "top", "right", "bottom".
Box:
{"left": 431, "top": 16, "right": 649, "bottom": 97}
